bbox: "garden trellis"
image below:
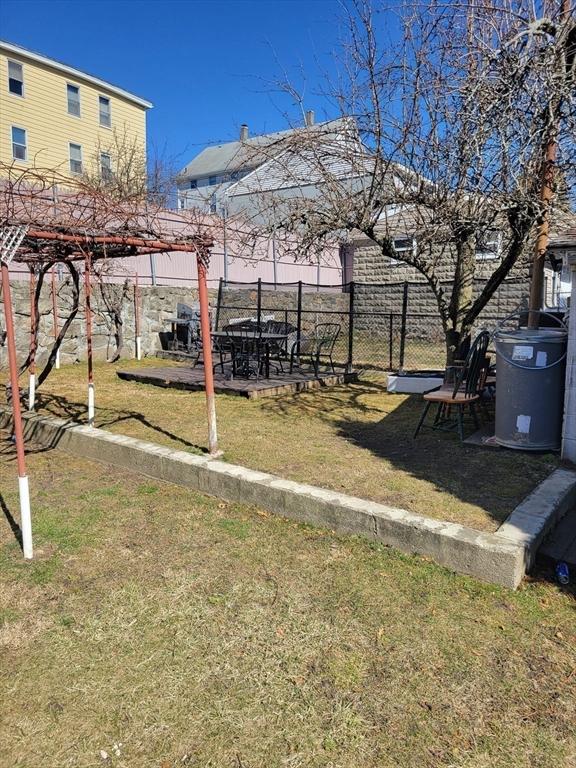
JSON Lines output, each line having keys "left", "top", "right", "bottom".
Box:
{"left": 0, "top": 170, "right": 221, "bottom": 559}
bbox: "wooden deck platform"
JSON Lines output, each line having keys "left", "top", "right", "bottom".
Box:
{"left": 117, "top": 364, "right": 358, "bottom": 399}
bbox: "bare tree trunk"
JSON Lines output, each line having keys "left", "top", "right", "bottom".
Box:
{"left": 445, "top": 233, "right": 476, "bottom": 365}
{"left": 96, "top": 279, "right": 130, "bottom": 363}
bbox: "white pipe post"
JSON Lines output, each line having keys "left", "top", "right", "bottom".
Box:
{"left": 134, "top": 272, "right": 142, "bottom": 360}
{"left": 84, "top": 253, "right": 95, "bottom": 426}
{"left": 88, "top": 382, "right": 95, "bottom": 426}
{"left": 18, "top": 475, "right": 33, "bottom": 559}
{"left": 28, "top": 373, "right": 35, "bottom": 412}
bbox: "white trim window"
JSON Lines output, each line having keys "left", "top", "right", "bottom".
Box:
{"left": 69, "top": 143, "right": 83, "bottom": 174}
{"left": 100, "top": 152, "right": 112, "bottom": 181}
{"left": 476, "top": 229, "right": 502, "bottom": 260}
{"left": 99, "top": 95, "right": 111, "bottom": 127}
{"left": 67, "top": 83, "right": 81, "bottom": 116}
{"left": 390, "top": 236, "right": 416, "bottom": 265}
{"left": 8, "top": 60, "right": 24, "bottom": 96}
{"left": 11, "top": 126, "right": 27, "bottom": 160}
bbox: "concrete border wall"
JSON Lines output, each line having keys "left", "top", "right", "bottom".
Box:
{"left": 5, "top": 408, "right": 574, "bottom": 589}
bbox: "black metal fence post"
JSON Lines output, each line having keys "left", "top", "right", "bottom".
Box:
{"left": 347, "top": 281, "right": 355, "bottom": 373}
{"left": 257, "top": 278, "right": 262, "bottom": 326}
{"left": 296, "top": 280, "right": 303, "bottom": 355}
{"left": 215, "top": 277, "right": 223, "bottom": 331}
{"left": 399, "top": 282, "right": 409, "bottom": 369}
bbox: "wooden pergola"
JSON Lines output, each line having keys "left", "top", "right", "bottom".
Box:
{"left": 1, "top": 193, "right": 220, "bottom": 561}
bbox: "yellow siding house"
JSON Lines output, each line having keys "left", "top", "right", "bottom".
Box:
{"left": 0, "top": 40, "right": 152, "bottom": 181}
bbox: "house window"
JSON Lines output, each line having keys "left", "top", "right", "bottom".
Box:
{"left": 476, "top": 230, "right": 501, "bottom": 260}
{"left": 208, "top": 175, "right": 218, "bottom": 185}
{"left": 67, "top": 84, "right": 81, "bottom": 116}
{"left": 390, "top": 236, "right": 415, "bottom": 265}
{"left": 99, "top": 96, "right": 111, "bottom": 127}
{"left": 189, "top": 179, "right": 198, "bottom": 189}
{"left": 8, "top": 60, "right": 24, "bottom": 96}
{"left": 11, "top": 126, "right": 27, "bottom": 160}
{"left": 100, "top": 152, "right": 112, "bottom": 181}
{"left": 69, "top": 143, "right": 83, "bottom": 174}
{"left": 210, "top": 193, "right": 217, "bottom": 213}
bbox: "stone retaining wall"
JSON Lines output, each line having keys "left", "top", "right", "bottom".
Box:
{"left": 353, "top": 279, "right": 529, "bottom": 338}
{"left": 0, "top": 279, "right": 216, "bottom": 370}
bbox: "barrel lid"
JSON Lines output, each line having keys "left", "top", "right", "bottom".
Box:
{"left": 495, "top": 328, "right": 567, "bottom": 344}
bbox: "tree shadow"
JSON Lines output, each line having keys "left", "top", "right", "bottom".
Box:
{"left": 33, "top": 391, "right": 208, "bottom": 454}
{"left": 0, "top": 429, "right": 57, "bottom": 458}
{"left": 262, "top": 380, "right": 557, "bottom": 527}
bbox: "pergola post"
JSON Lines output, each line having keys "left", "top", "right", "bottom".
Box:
{"left": 196, "top": 249, "right": 219, "bottom": 455}
{"left": 134, "top": 271, "right": 141, "bottom": 360}
{"left": 84, "top": 252, "right": 95, "bottom": 426}
{"left": 51, "top": 266, "right": 60, "bottom": 369}
{"left": 1, "top": 259, "right": 33, "bottom": 559}
{"left": 28, "top": 265, "right": 36, "bottom": 411}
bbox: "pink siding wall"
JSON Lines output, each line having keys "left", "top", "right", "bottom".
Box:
{"left": 9, "top": 234, "right": 344, "bottom": 289}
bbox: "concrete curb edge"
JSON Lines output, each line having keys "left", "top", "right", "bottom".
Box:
{"left": 2, "top": 408, "right": 573, "bottom": 589}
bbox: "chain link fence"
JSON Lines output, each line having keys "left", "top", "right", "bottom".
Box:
{"left": 214, "top": 277, "right": 528, "bottom": 376}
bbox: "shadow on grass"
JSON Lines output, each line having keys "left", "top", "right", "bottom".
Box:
{"left": 32, "top": 391, "right": 208, "bottom": 455}
{"left": 528, "top": 562, "right": 576, "bottom": 600}
{"left": 263, "top": 379, "right": 557, "bottom": 528}
{"left": 0, "top": 492, "right": 23, "bottom": 551}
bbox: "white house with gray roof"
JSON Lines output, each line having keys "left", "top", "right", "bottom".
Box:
{"left": 176, "top": 113, "right": 362, "bottom": 220}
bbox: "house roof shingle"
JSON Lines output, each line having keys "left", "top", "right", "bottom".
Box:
{"left": 177, "top": 118, "right": 350, "bottom": 181}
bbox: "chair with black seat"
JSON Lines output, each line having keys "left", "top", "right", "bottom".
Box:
{"left": 263, "top": 319, "right": 297, "bottom": 373}
{"left": 413, "top": 330, "right": 491, "bottom": 441}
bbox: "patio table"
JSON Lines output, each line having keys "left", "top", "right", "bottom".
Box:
{"left": 210, "top": 331, "right": 289, "bottom": 379}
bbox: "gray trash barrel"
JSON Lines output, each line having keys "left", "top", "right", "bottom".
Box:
{"left": 494, "top": 327, "right": 567, "bottom": 450}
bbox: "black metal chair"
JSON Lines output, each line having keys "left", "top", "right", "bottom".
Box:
{"left": 413, "top": 331, "right": 491, "bottom": 441}
{"left": 227, "top": 326, "right": 267, "bottom": 380}
{"left": 263, "top": 320, "right": 297, "bottom": 373}
{"left": 289, "top": 323, "right": 341, "bottom": 375}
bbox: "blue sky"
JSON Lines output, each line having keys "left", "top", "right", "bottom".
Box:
{"left": 0, "top": 0, "right": 345, "bottom": 171}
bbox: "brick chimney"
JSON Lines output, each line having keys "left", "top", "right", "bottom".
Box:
{"left": 240, "top": 124, "right": 249, "bottom": 141}
{"left": 305, "top": 110, "right": 315, "bottom": 127}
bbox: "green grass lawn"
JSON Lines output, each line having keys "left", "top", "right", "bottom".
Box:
{"left": 0, "top": 440, "right": 574, "bottom": 768}
{"left": 16, "top": 358, "right": 559, "bottom": 533}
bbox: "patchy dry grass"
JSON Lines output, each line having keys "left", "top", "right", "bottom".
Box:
{"left": 0, "top": 439, "right": 575, "bottom": 768}
{"left": 15, "top": 358, "right": 558, "bottom": 532}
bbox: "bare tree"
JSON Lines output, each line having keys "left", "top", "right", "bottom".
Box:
{"left": 83, "top": 128, "right": 178, "bottom": 207}
{"left": 240, "top": 0, "right": 576, "bottom": 362}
